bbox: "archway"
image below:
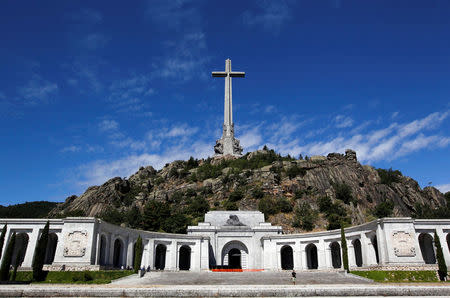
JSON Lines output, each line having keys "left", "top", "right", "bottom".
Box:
{"left": 228, "top": 248, "right": 241, "bottom": 269}
{"left": 11, "top": 233, "right": 29, "bottom": 267}
{"left": 113, "top": 238, "right": 124, "bottom": 268}
{"left": 280, "top": 245, "right": 294, "bottom": 270}
{"left": 179, "top": 245, "right": 191, "bottom": 270}
{"left": 353, "top": 239, "right": 363, "bottom": 267}
{"left": 99, "top": 235, "right": 107, "bottom": 266}
{"left": 371, "top": 235, "right": 379, "bottom": 264}
{"left": 419, "top": 233, "right": 436, "bottom": 264}
{"left": 330, "top": 242, "right": 341, "bottom": 269}
{"left": 305, "top": 243, "right": 318, "bottom": 269}
{"left": 44, "top": 233, "right": 58, "bottom": 264}
{"left": 155, "top": 244, "right": 167, "bottom": 270}
{"left": 221, "top": 241, "right": 249, "bottom": 269}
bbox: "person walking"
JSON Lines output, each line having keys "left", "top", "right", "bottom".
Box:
{"left": 291, "top": 270, "right": 296, "bottom": 285}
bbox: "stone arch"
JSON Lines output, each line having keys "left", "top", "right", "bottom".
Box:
{"left": 11, "top": 233, "right": 29, "bottom": 267}
{"left": 419, "top": 233, "right": 436, "bottom": 264}
{"left": 179, "top": 245, "right": 191, "bottom": 270}
{"left": 352, "top": 239, "right": 363, "bottom": 267}
{"left": 280, "top": 245, "right": 294, "bottom": 270}
{"left": 221, "top": 241, "right": 249, "bottom": 269}
{"left": 330, "top": 242, "right": 341, "bottom": 269}
{"left": 305, "top": 243, "right": 318, "bottom": 269}
{"left": 99, "top": 234, "right": 107, "bottom": 266}
{"left": 155, "top": 244, "right": 167, "bottom": 270}
{"left": 113, "top": 238, "right": 125, "bottom": 268}
{"left": 370, "top": 235, "right": 380, "bottom": 264}
{"left": 44, "top": 233, "right": 58, "bottom": 264}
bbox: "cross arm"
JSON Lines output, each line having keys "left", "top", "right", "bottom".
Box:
{"left": 212, "top": 72, "right": 227, "bottom": 77}
{"left": 230, "top": 72, "right": 245, "bottom": 78}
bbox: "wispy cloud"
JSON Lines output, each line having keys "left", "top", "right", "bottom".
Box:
{"left": 98, "top": 119, "right": 119, "bottom": 132}
{"left": 18, "top": 75, "right": 58, "bottom": 105}
{"left": 71, "top": 8, "right": 103, "bottom": 25}
{"left": 334, "top": 115, "right": 354, "bottom": 128}
{"left": 436, "top": 183, "right": 450, "bottom": 193}
{"left": 243, "top": 0, "right": 293, "bottom": 33}
{"left": 108, "top": 75, "right": 154, "bottom": 115}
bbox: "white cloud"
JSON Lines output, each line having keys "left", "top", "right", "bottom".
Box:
{"left": 243, "top": 1, "right": 292, "bottom": 33}
{"left": 165, "top": 125, "right": 199, "bottom": 137}
{"left": 98, "top": 119, "right": 119, "bottom": 132}
{"left": 334, "top": 115, "right": 354, "bottom": 128}
{"left": 436, "top": 183, "right": 450, "bottom": 193}
{"left": 391, "top": 111, "right": 399, "bottom": 119}
{"left": 108, "top": 75, "right": 153, "bottom": 114}
{"left": 61, "top": 145, "right": 81, "bottom": 153}
{"left": 18, "top": 75, "right": 58, "bottom": 105}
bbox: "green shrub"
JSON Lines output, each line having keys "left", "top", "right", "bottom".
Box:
{"left": 32, "top": 221, "right": 49, "bottom": 281}
{"left": 341, "top": 227, "right": 349, "bottom": 273}
{"left": 292, "top": 202, "right": 316, "bottom": 231}
{"left": 251, "top": 187, "right": 264, "bottom": 199}
{"left": 223, "top": 200, "right": 238, "bottom": 211}
{"left": 258, "top": 197, "right": 279, "bottom": 218}
{"left": 434, "top": 231, "right": 447, "bottom": 281}
{"left": 278, "top": 197, "right": 293, "bottom": 213}
{"left": 0, "top": 232, "right": 15, "bottom": 281}
{"left": 374, "top": 199, "right": 394, "bottom": 218}
{"left": 99, "top": 209, "right": 125, "bottom": 226}
{"left": 188, "top": 196, "right": 209, "bottom": 218}
{"left": 134, "top": 235, "right": 143, "bottom": 273}
{"left": 229, "top": 189, "right": 244, "bottom": 202}
{"left": 333, "top": 182, "right": 354, "bottom": 205}
{"left": 377, "top": 168, "right": 402, "bottom": 185}
{"left": 285, "top": 165, "right": 306, "bottom": 179}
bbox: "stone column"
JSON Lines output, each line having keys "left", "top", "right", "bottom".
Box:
{"left": 167, "top": 241, "right": 176, "bottom": 270}
{"left": 347, "top": 242, "right": 356, "bottom": 268}
{"left": 324, "top": 244, "right": 332, "bottom": 269}
{"left": 126, "top": 237, "right": 134, "bottom": 267}
{"left": 94, "top": 233, "right": 102, "bottom": 265}
{"left": 22, "top": 228, "right": 40, "bottom": 268}
{"left": 300, "top": 243, "right": 308, "bottom": 270}
{"left": 436, "top": 228, "right": 450, "bottom": 266}
{"left": 360, "top": 233, "right": 369, "bottom": 267}
{"left": 293, "top": 240, "right": 302, "bottom": 270}
{"left": 318, "top": 239, "right": 327, "bottom": 269}
{"left": 376, "top": 224, "right": 387, "bottom": 265}
{"left": 200, "top": 238, "right": 209, "bottom": 270}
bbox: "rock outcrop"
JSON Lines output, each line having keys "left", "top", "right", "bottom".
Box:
{"left": 49, "top": 149, "right": 447, "bottom": 232}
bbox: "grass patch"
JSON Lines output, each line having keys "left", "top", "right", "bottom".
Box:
{"left": 13, "top": 270, "right": 133, "bottom": 284}
{"left": 351, "top": 270, "right": 439, "bottom": 282}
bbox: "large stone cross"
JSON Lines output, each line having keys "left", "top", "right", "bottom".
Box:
{"left": 212, "top": 59, "right": 245, "bottom": 156}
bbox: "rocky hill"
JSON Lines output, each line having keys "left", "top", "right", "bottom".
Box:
{"left": 49, "top": 148, "right": 448, "bottom": 233}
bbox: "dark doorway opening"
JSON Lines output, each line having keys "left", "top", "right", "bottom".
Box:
{"left": 281, "top": 245, "right": 294, "bottom": 270}
{"left": 353, "top": 239, "right": 363, "bottom": 267}
{"left": 228, "top": 248, "right": 241, "bottom": 269}
{"left": 44, "top": 233, "right": 58, "bottom": 264}
{"left": 371, "top": 236, "right": 380, "bottom": 264}
{"left": 330, "top": 242, "right": 341, "bottom": 269}
{"left": 155, "top": 244, "right": 167, "bottom": 270}
{"left": 179, "top": 245, "right": 191, "bottom": 270}
{"left": 99, "top": 235, "right": 107, "bottom": 266}
{"left": 419, "top": 233, "right": 436, "bottom": 264}
{"left": 306, "top": 243, "right": 318, "bottom": 269}
{"left": 113, "top": 239, "right": 123, "bottom": 268}
{"left": 12, "top": 233, "right": 29, "bottom": 267}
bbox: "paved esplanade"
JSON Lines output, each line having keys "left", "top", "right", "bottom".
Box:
{"left": 212, "top": 59, "right": 244, "bottom": 156}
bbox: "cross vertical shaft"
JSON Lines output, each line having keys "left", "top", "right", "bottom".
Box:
{"left": 212, "top": 59, "right": 245, "bottom": 156}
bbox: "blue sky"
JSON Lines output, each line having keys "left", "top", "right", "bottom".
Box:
{"left": 1, "top": 1, "right": 449, "bottom": 205}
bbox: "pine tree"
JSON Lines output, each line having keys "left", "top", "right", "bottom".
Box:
{"left": 32, "top": 221, "right": 49, "bottom": 281}
{"left": 341, "top": 226, "right": 349, "bottom": 273}
{"left": 0, "top": 232, "right": 16, "bottom": 281}
{"left": 11, "top": 248, "right": 22, "bottom": 281}
{"left": 434, "top": 231, "right": 447, "bottom": 281}
{"left": 0, "top": 224, "right": 7, "bottom": 260}
{"left": 133, "top": 235, "right": 143, "bottom": 273}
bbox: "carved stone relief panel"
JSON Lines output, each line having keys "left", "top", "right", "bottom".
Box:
{"left": 63, "top": 230, "right": 88, "bottom": 257}
{"left": 392, "top": 231, "right": 416, "bottom": 257}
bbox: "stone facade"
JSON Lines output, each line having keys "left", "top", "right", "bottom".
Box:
{"left": 1, "top": 214, "right": 449, "bottom": 272}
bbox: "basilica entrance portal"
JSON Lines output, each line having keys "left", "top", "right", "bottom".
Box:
{"left": 221, "top": 241, "right": 248, "bottom": 269}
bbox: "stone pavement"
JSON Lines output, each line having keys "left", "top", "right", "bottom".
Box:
{"left": 112, "top": 270, "right": 373, "bottom": 285}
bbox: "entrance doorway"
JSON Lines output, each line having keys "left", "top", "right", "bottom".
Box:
{"left": 305, "top": 243, "right": 318, "bottom": 269}
{"left": 228, "top": 248, "right": 241, "bottom": 269}
{"left": 155, "top": 244, "right": 167, "bottom": 270}
{"left": 179, "top": 245, "right": 191, "bottom": 270}
{"left": 280, "top": 245, "right": 294, "bottom": 270}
